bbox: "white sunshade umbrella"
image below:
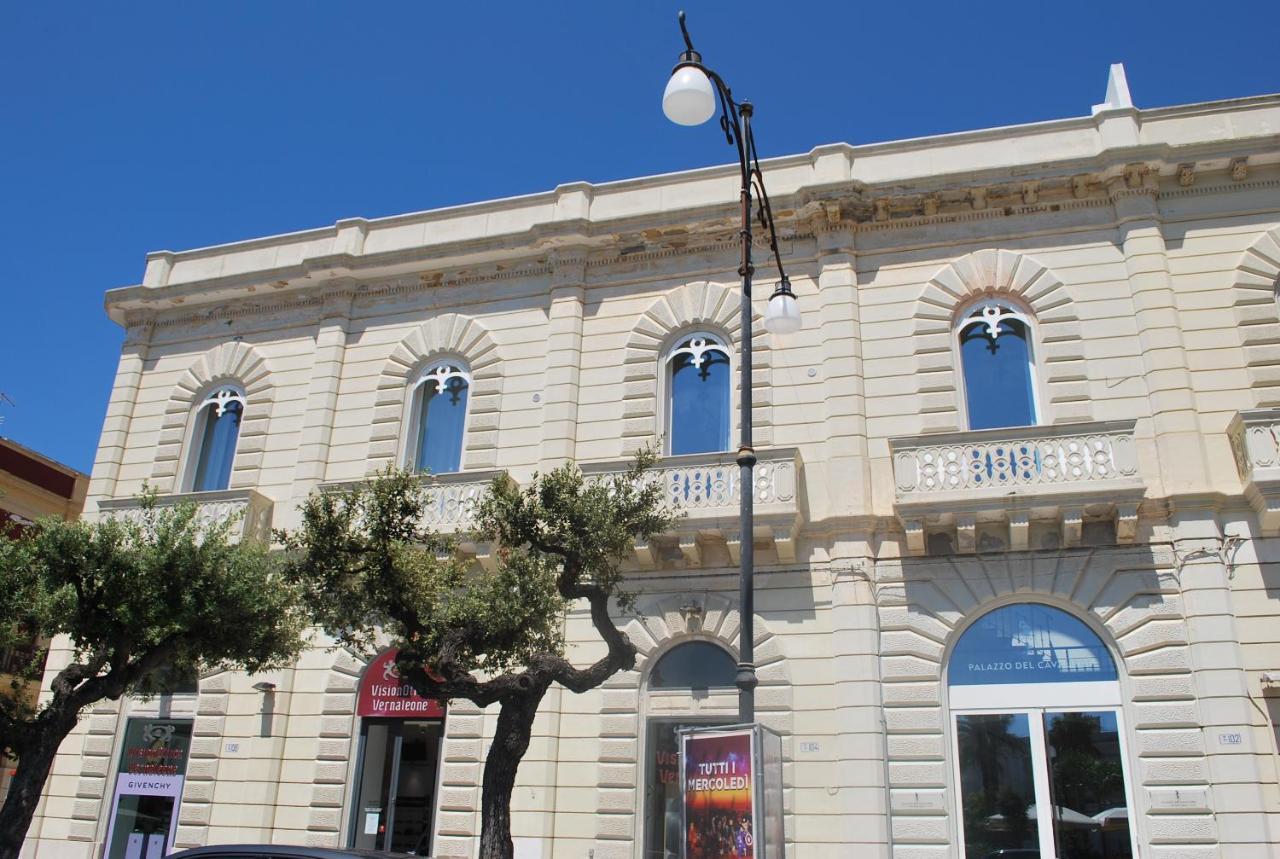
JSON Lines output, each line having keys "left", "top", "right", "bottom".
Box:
{"left": 1093, "top": 806, "right": 1129, "bottom": 830}
{"left": 988, "top": 804, "right": 1099, "bottom": 830}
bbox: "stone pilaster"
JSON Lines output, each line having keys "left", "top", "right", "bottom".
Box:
{"left": 539, "top": 252, "right": 586, "bottom": 469}
{"left": 815, "top": 221, "right": 870, "bottom": 517}
{"left": 1111, "top": 176, "right": 1209, "bottom": 491}
{"left": 829, "top": 559, "right": 891, "bottom": 857}
{"left": 85, "top": 312, "right": 153, "bottom": 508}
{"left": 291, "top": 288, "right": 354, "bottom": 496}
{"left": 1172, "top": 511, "right": 1272, "bottom": 857}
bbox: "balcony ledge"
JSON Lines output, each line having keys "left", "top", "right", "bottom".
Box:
{"left": 889, "top": 420, "right": 1145, "bottom": 556}
{"left": 96, "top": 489, "right": 275, "bottom": 544}
{"left": 1229, "top": 409, "right": 1280, "bottom": 534}
{"left": 580, "top": 447, "right": 805, "bottom": 568}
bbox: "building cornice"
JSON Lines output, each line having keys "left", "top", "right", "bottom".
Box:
{"left": 104, "top": 95, "right": 1280, "bottom": 325}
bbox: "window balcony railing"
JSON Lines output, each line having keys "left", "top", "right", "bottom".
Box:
{"left": 319, "top": 469, "right": 508, "bottom": 535}
{"left": 581, "top": 447, "right": 804, "bottom": 565}
{"left": 1229, "top": 408, "right": 1280, "bottom": 534}
{"left": 96, "top": 489, "right": 274, "bottom": 545}
{"left": 889, "top": 420, "right": 1144, "bottom": 555}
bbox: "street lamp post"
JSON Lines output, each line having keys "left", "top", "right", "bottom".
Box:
{"left": 662, "top": 10, "right": 801, "bottom": 722}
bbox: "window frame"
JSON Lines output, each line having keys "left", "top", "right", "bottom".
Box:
{"left": 399, "top": 360, "right": 472, "bottom": 475}
{"left": 952, "top": 297, "right": 1046, "bottom": 431}
{"left": 180, "top": 384, "right": 247, "bottom": 493}
{"left": 660, "top": 329, "right": 735, "bottom": 457}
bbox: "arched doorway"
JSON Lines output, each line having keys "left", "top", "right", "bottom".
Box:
{"left": 348, "top": 649, "right": 446, "bottom": 854}
{"left": 642, "top": 641, "right": 739, "bottom": 859}
{"left": 947, "top": 603, "right": 1137, "bottom": 859}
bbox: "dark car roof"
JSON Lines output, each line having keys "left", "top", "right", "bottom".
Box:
{"left": 169, "top": 846, "right": 423, "bottom": 859}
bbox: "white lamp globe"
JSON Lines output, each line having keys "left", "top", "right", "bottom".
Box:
{"left": 663, "top": 65, "right": 716, "bottom": 126}
{"left": 764, "top": 287, "right": 802, "bottom": 335}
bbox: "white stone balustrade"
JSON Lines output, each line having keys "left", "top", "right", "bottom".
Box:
{"left": 582, "top": 448, "right": 803, "bottom": 566}
{"left": 96, "top": 489, "right": 274, "bottom": 544}
{"left": 319, "top": 470, "right": 506, "bottom": 535}
{"left": 1229, "top": 409, "right": 1280, "bottom": 534}
{"left": 890, "top": 421, "right": 1144, "bottom": 555}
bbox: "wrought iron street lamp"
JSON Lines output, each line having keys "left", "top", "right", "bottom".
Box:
{"left": 662, "top": 11, "right": 800, "bottom": 722}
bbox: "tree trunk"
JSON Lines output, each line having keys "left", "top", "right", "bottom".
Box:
{"left": 478, "top": 684, "right": 549, "bottom": 859}
{"left": 0, "top": 705, "right": 79, "bottom": 859}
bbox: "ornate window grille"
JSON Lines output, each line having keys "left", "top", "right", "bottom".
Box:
{"left": 409, "top": 363, "right": 470, "bottom": 475}
{"left": 665, "top": 332, "right": 731, "bottom": 456}
{"left": 189, "top": 386, "right": 245, "bottom": 492}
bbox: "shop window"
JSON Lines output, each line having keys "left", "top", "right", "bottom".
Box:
{"left": 407, "top": 363, "right": 470, "bottom": 475}
{"left": 666, "top": 333, "right": 731, "bottom": 455}
{"left": 957, "top": 300, "right": 1040, "bottom": 430}
{"left": 187, "top": 387, "right": 245, "bottom": 492}
{"left": 948, "top": 603, "right": 1135, "bottom": 859}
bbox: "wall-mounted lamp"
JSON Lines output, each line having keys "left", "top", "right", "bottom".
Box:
{"left": 252, "top": 681, "right": 277, "bottom": 692}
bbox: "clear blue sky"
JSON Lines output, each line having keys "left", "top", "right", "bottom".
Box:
{"left": 2, "top": 1, "right": 1276, "bottom": 474}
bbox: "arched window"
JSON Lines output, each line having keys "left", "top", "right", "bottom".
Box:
{"left": 947, "top": 603, "right": 1135, "bottom": 859}
{"left": 408, "top": 363, "right": 470, "bottom": 475}
{"left": 188, "top": 386, "right": 244, "bottom": 492}
{"left": 957, "top": 300, "right": 1040, "bottom": 430}
{"left": 648, "top": 641, "right": 737, "bottom": 690}
{"left": 666, "top": 333, "right": 731, "bottom": 455}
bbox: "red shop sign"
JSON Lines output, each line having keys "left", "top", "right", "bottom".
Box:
{"left": 356, "top": 649, "right": 446, "bottom": 719}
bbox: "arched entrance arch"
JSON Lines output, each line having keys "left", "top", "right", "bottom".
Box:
{"left": 946, "top": 603, "right": 1137, "bottom": 859}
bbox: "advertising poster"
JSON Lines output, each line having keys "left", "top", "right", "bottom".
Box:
{"left": 682, "top": 728, "right": 756, "bottom": 859}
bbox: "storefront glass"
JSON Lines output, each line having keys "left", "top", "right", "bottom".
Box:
{"left": 350, "top": 719, "right": 442, "bottom": 853}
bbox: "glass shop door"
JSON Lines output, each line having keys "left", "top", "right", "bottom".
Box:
{"left": 350, "top": 719, "right": 443, "bottom": 855}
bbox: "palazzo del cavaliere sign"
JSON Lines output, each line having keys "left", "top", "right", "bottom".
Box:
{"left": 356, "top": 649, "right": 446, "bottom": 718}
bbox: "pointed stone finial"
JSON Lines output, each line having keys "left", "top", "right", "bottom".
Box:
{"left": 1091, "top": 63, "right": 1134, "bottom": 114}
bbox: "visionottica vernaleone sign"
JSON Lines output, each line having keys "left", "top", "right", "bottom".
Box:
{"left": 356, "top": 648, "right": 446, "bottom": 718}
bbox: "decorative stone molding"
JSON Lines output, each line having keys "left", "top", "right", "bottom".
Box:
{"left": 876, "top": 549, "right": 1213, "bottom": 855}
{"left": 592, "top": 591, "right": 792, "bottom": 859}
{"left": 1228, "top": 408, "right": 1280, "bottom": 534}
{"left": 910, "top": 248, "right": 1090, "bottom": 432}
{"left": 150, "top": 341, "right": 274, "bottom": 493}
{"left": 620, "top": 280, "right": 772, "bottom": 456}
{"left": 1229, "top": 225, "right": 1280, "bottom": 407}
{"left": 367, "top": 313, "right": 503, "bottom": 474}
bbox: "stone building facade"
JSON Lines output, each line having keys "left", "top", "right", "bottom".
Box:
{"left": 21, "top": 74, "right": 1280, "bottom": 858}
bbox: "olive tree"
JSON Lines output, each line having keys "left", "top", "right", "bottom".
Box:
{"left": 281, "top": 456, "right": 674, "bottom": 859}
{"left": 0, "top": 500, "right": 310, "bottom": 859}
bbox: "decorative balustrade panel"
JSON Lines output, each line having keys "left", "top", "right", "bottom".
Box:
{"left": 98, "top": 491, "right": 273, "bottom": 544}
{"left": 1230, "top": 410, "right": 1280, "bottom": 480}
{"left": 419, "top": 479, "right": 490, "bottom": 530}
{"left": 894, "top": 424, "right": 1138, "bottom": 498}
{"left": 591, "top": 452, "right": 797, "bottom": 516}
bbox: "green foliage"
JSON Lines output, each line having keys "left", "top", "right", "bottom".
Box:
{"left": 281, "top": 452, "right": 676, "bottom": 677}
{"left": 0, "top": 495, "right": 310, "bottom": 756}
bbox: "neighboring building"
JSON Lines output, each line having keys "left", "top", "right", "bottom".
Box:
{"left": 0, "top": 437, "right": 88, "bottom": 805}
{"left": 21, "top": 70, "right": 1280, "bottom": 859}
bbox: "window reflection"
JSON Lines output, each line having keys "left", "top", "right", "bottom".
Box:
{"left": 413, "top": 366, "right": 469, "bottom": 475}
{"left": 959, "top": 303, "right": 1038, "bottom": 430}
{"left": 949, "top": 603, "right": 1117, "bottom": 686}
{"left": 191, "top": 389, "right": 243, "bottom": 492}
{"left": 648, "top": 642, "right": 737, "bottom": 690}
{"left": 956, "top": 713, "right": 1039, "bottom": 857}
{"left": 668, "top": 335, "right": 731, "bottom": 456}
{"left": 1046, "top": 711, "right": 1132, "bottom": 858}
